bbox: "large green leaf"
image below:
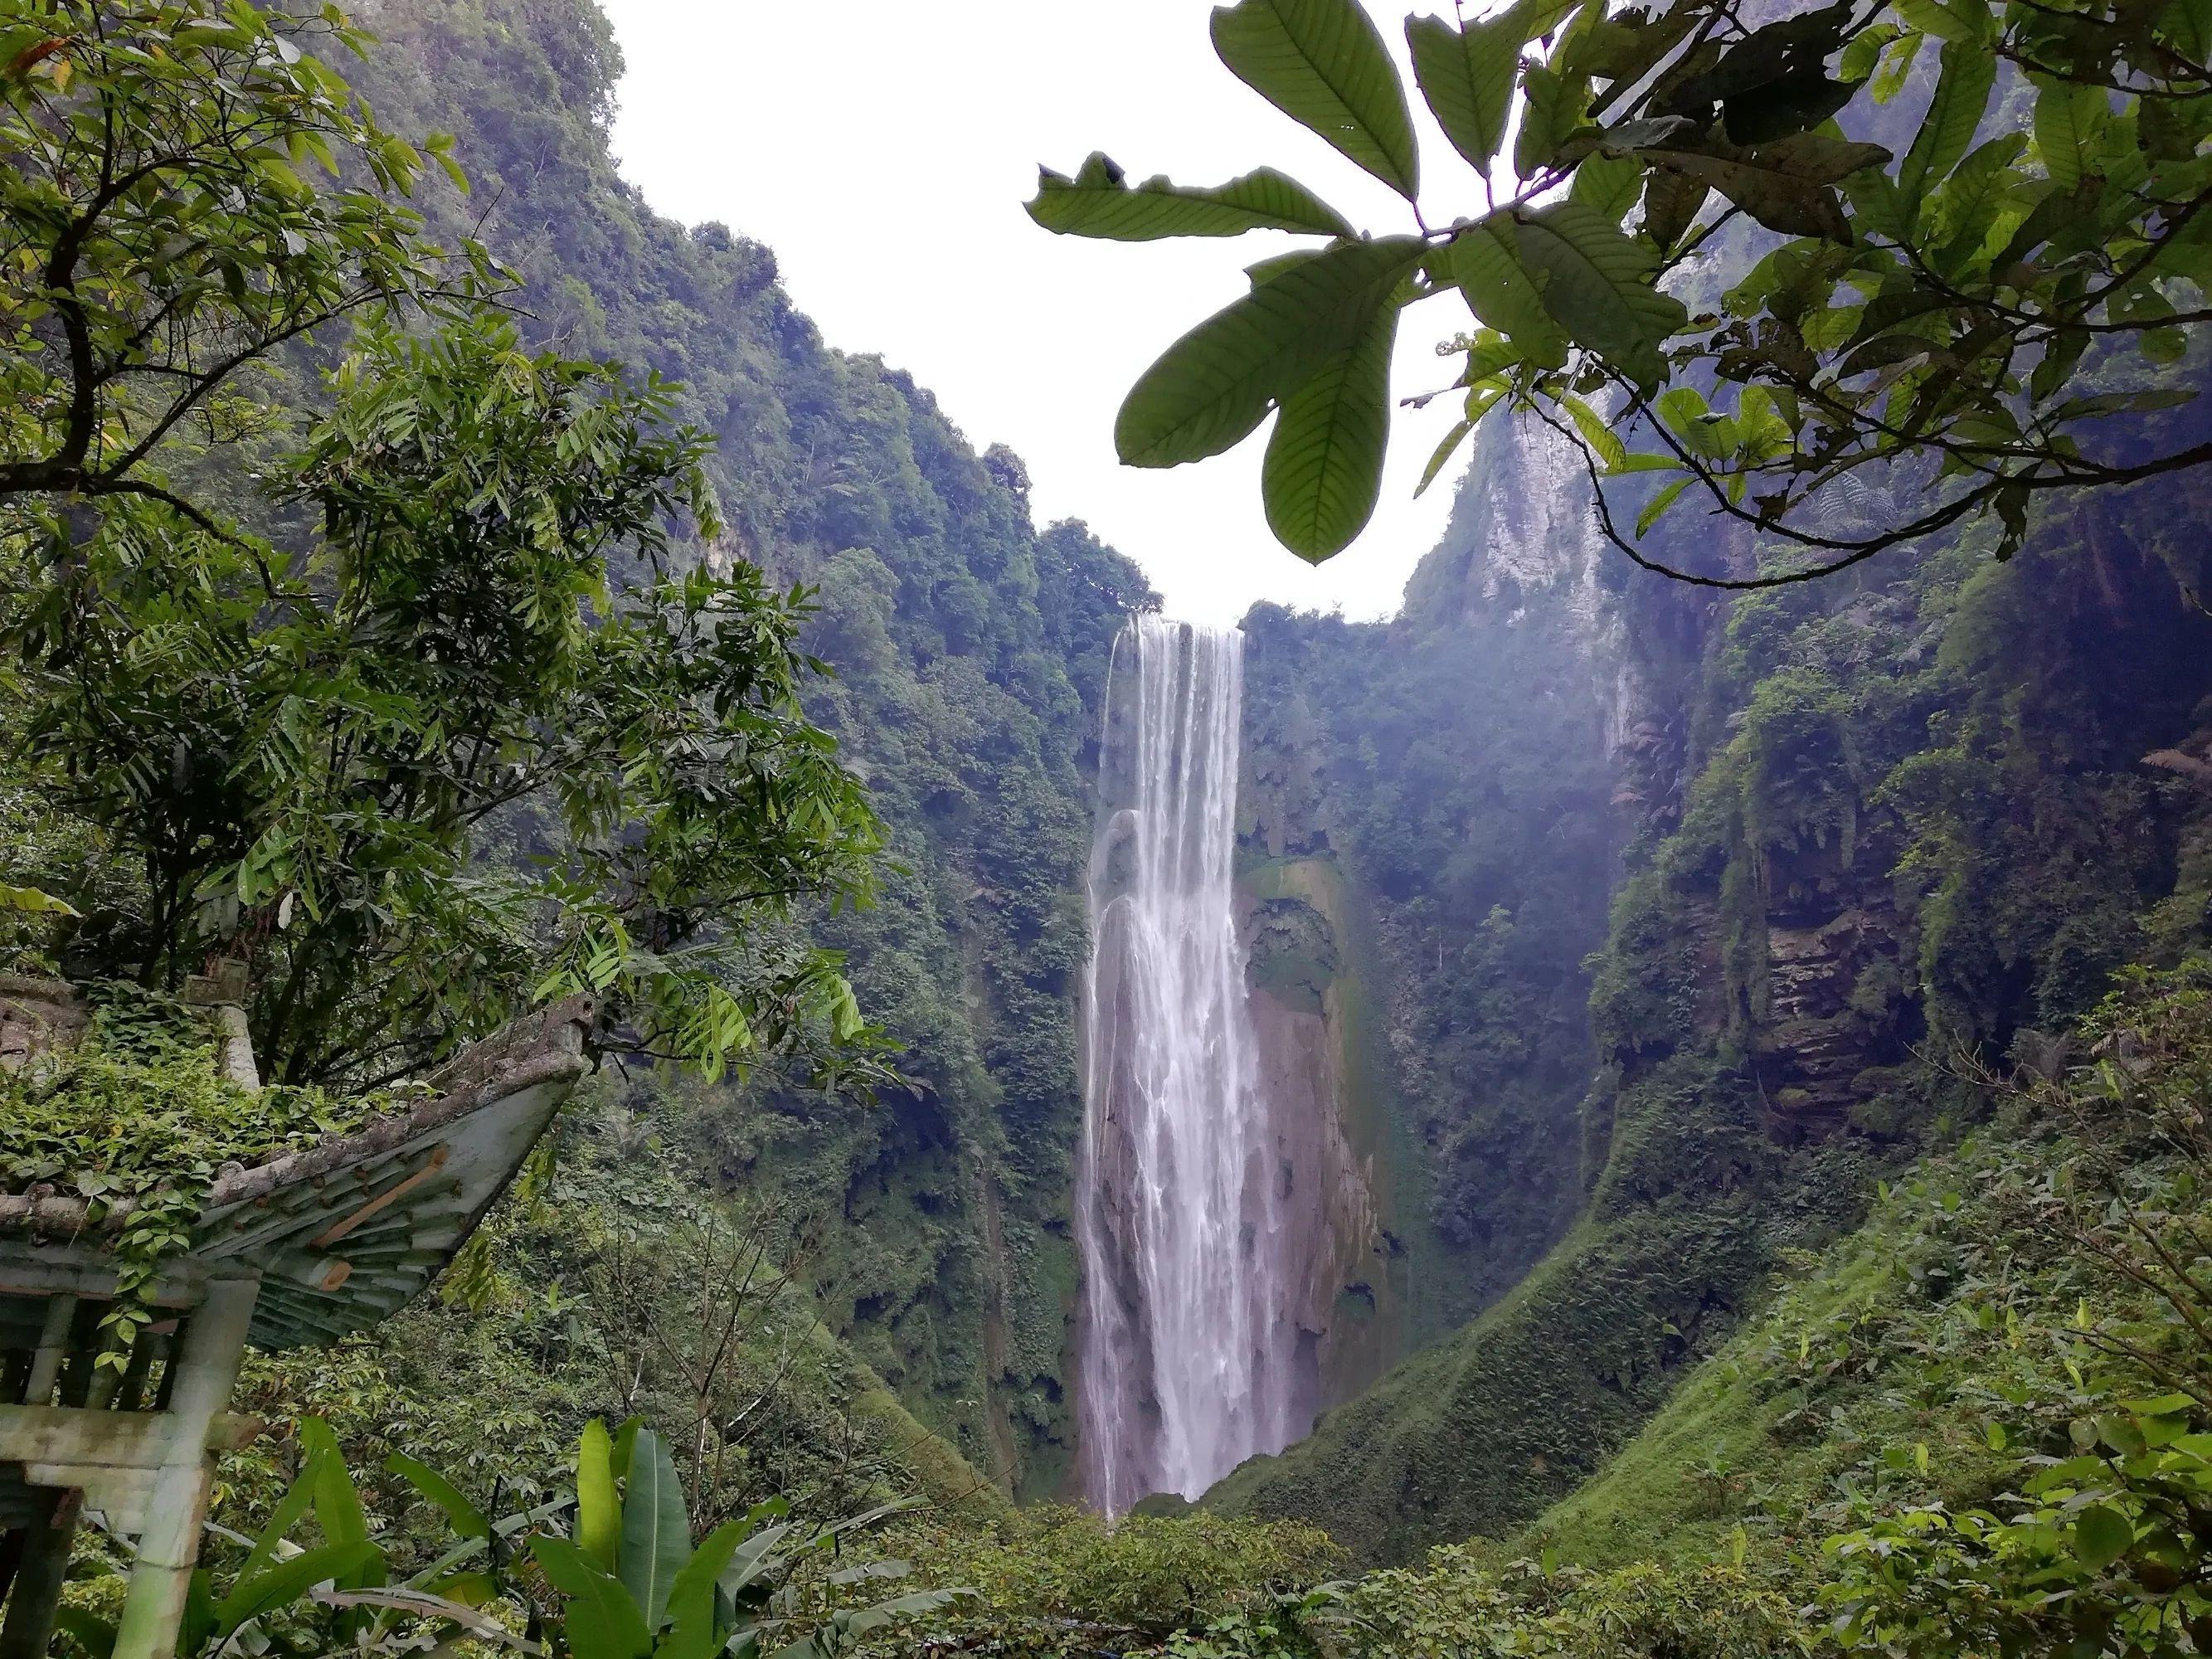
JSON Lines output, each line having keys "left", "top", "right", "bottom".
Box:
{"left": 2073, "top": 1503, "right": 2135, "bottom": 1572}
{"left": 214, "top": 1542, "right": 382, "bottom": 1639}
{"left": 1445, "top": 221, "right": 1569, "bottom": 363}
{"left": 1898, "top": 38, "right": 1996, "bottom": 207}
{"left": 1406, "top": 7, "right": 1525, "bottom": 173}
{"left": 385, "top": 1452, "right": 491, "bottom": 1543}
{"left": 1027, "top": 153, "right": 1352, "bottom": 240}
{"left": 1561, "top": 392, "right": 1628, "bottom": 467}
{"left": 0, "top": 882, "right": 78, "bottom": 915}
{"left": 657, "top": 1518, "right": 763, "bottom": 1659}
{"left": 1573, "top": 6, "right": 1699, "bottom": 105}
{"left": 1644, "top": 133, "right": 1889, "bottom": 241}
{"left": 1572, "top": 150, "right": 1646, "bottom": 221}
{"left": 610, "top": 1415, "right": 646, "bottom": 1485}
{"left": 534, "top": 1536, "right": 654, "bottom": 1659}
{"left": 1262, "top": 297, "right": 1398, "bottom": 562}
{"left": 299, "top": 1418, "right": 372, "bottom": 1555}
{"left": 2031, "top": 75, "right": 2106, "bottom": 192}
{"left": 1417, "top": 416, "right": 1476, "bottom": 494}
{"left": 1637, "top": 475, "right": 1695, "bottom": 534}
{"left": 1838, "top": 20, "right": 1903, "bottom": 82}
{"left": 1895, "top": 0, "right": 1991, "bottom": 41}
{"left": 1641, "top": 166, "right": 1709, "bottom": 250}
{"left": 578, "top": 1418, "right": 621, "bottom": 1573}
{"left": 619, "top": 1428, "right": 693, "bottom": 1630}
{"left": 1116, "top": 236, "right": 1424, "bottom": 467}
{"left": 1212, "top": 0, "right": 1420, "bottom": 197}
{"left": 1515, "top": 61, "right": 1589, "bottom": 177}
{"left": 1511, "top": 200, "right": 1688, "bottom": 386}
{"left": 51, "top": 1608, "right": 115, "bottom": 1659}
{"left": 182, "top": 1574, "right": 215, "bottom": 1659}
{"left": 237, "top": 1444, "right": 327, "bottom": 1587}
{"left": 1928, "top": 131, "right": 2028, "bottom": 249}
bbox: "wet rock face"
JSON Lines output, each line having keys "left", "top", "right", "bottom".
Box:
{"left": 1242, "top": 988, "right": 1383, "bottom": 1425}
{"left": 1238, "top": 896, "right": 1395, "bottom": 1412}
{"left": 1755, "top": 905, "right": 1913, "bottom": 1141}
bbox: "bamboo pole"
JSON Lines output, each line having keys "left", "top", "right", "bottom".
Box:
{"left": 110, "top": 1277, "right": 260, "bottom": 1659}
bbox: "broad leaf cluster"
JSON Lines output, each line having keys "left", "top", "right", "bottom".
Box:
{"left": 1034, "top": 0, "right": 2212, "bottom": 580}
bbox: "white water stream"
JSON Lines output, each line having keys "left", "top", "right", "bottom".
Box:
{"left": 1073, "top": 615, "right": 1302, "bottom": 1515}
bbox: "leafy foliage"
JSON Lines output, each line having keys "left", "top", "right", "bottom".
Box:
{"left": 0, "top": 982, "right": 388, "bottom": 1362}
{"left": 56, "top": 1409, "right": 945, "bottom": 1659}
{"left": 804, "top": 1505, "right": 1342, "bottom": 1657}
{"left": 1035, "top": 0, "right": 2212, "bottom": 577}
{"left": 0, "top": 0, "right": 484, "bottom": 531}
{"left": 5, "top": 316, "right": 885, "bottom": 1087}
{"left": 516, "top": 1420, "right": 964, "bottom": 1659}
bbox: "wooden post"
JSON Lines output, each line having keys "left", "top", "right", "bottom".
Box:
{"left": 110, "top": 1277, "right": 260, "bottom": 1659}
{"left": 0, "top": 1487, "right": 80, "bottom": 1659}
{"left": 0, "top": 1295, "right": 80, "bottom": 1657}
{"left": 22, "top": 1295, "right": 72, "bottom": 1404}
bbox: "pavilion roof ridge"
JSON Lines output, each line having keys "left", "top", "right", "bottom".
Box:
{"left": 0, "top": 990, "right": 596, "bottom": 1239}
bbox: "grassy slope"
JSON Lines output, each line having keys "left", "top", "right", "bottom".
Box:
{"left": 1208, "top": 1047, "right": 1879, "bottom": 1564}
{"left": 1518, "top": 1010, "right": 2212, "bottom": 1583}
{"left": 1521, "top": 1162, "right": 2020, "bottom": 1573}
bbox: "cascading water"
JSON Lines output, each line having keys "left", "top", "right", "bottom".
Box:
{"left": 1073, "top": 615, "right": 1305, "bottom": 1515}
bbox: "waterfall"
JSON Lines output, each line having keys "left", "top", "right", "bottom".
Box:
{"left": 1074, "top": 615, "right": 1305, "bottom": 1515}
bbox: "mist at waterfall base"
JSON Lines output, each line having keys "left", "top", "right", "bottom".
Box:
{"left": 1074, "top": 615, "right": 1317, "bottom": 1516}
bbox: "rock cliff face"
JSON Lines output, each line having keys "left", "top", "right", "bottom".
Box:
{"left": 1213, "top": 407, "right": 2212, "bottom": 1565}
{"left": 1233, "top": 413, "right": 1641, "bottom": 1360}
{"left": 1237, "top": 858, "right": 1408, "bottom": 1413}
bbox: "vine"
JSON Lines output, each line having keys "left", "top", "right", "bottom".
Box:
{"left": 1, "top": 984, "right": 402, "bottom": 1368}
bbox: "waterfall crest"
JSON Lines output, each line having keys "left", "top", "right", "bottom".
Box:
{"left": 1073, "top": 615, "right": 1305, "bottom": 1514}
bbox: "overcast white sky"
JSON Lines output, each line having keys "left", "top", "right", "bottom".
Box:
{"left": 595, "top": 1, "right": 1475, "bottom": 626}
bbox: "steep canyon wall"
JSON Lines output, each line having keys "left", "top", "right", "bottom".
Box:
{"left": 1214, "top": 410, "right": 2212, "bottom": 1564}
{"left": 339, "top": 0, "right": 1155, "bottom": 1500}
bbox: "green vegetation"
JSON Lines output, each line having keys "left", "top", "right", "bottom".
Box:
{"left": 0, "top": 983, "right": 392, "bottom": 1365}
{"left": 813, "top": 1506, "right": 1343, "bottom": 1655}
{"left": 17, "top": 3, "right": 2212, "bottom": 1657}
{"left": 1037, "top": 0, "right": 2212, "bottom": 579}
{"left": 1524, "top": 960, "right": 2212, "bottom": 1655}
{"left": 56, "top": 1408, "right": 955, "bottom": 1658}
{"left": 302, "top": 0, "right": 1157, "bottom": 1486}
{"left": 0, "top": 1, "right": 887, "bottom": 1091}
{"left": 0, "top": 987, "right": 372, "bottom": 1195}
{"left": 0, "top": 0, "right": 484, "bottom": 524}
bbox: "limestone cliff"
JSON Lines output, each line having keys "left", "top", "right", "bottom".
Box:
{"left": 1214, "top": 410, "right": 2212, "bottom": 1564}
{"left": 1235, "top": 412, "right": 1640, "bottom": 1355}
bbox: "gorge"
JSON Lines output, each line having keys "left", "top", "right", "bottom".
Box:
{"left": 18, "top": 3, "right": 2212, "bottom": 1653}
